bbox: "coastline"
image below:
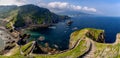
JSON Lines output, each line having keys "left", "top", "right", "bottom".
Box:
{"left": 0, "top": 28, "right": 120, "bottom": 58}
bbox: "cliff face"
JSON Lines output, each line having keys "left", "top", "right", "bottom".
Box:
{"left": 86, "top": 30, "right": 105, "bottom": 43}
{"left": 115, "top": 33, "right": 120, "bottom": 44}
{"left": 97, "top": 33, "right": 105, "bottom": 42}
{"left": 116, "top": 33, "right": 120, "bottom": 40}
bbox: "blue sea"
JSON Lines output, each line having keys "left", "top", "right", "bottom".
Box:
{"left": 27, "top": 15, "right": 120, "bottom": 50}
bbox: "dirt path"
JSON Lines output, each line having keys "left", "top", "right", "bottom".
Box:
{"left": 79, "top": 38, "right": 96, "bottom": 58}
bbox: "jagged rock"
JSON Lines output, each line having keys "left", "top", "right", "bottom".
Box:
{"left": 17, "top": 34, "right": 30, "bottom": 45}
{"left": 32, "top": 42, "right": 45, "bottom": 54}
{"left": 85, "top": 29, "right": 105, "bottom": 43}
{"left": 66, "top": 20, "right": 73, "bottom": 26}
{"left": 97, "top": 33, "right": 105, "bottom": 43}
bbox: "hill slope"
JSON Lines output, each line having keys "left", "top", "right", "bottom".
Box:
{"left": 0, "top": 5, "right": 17, "bottom": 18}
{"left": 3, "top": 4, "right": 69, "bottom": 29}
{"left": 0, "top": 28, "right": 120, "bottom": 58}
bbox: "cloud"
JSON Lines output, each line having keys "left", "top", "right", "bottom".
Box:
{"left": 83, "top": 6, "right": 97, "bottom": 12}
{"left": 0, "top": 1, "right": 97, "bottom": 12}
{"left": 0, "top": 0, "right": 43, "bottom": 6}
{"left": 0, "top": 0, "right": 24, "bottom": 6}
{"left": 48, "top": 2, "right": 69, "bottom": 9}
{"left": 47, "top": 2, "right": 97, "bottom": 12}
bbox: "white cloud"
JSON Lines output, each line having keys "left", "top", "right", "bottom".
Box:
{"left": 70, "top": 5, "right": 82, "bottom": 11}
{"left": 47, "top": 2, "right": 97, "bottom": 12}
{"left": 0, "top": 1, "right": 97, "bottom": 12}
{"left": 83, "top": 6, "right": 97, "bottom": 12}
{"left": 0, "top": 0, "right": 24, "bottom": 6}
{"left": 48, "top": 2, "right": 69, "bottom": 9}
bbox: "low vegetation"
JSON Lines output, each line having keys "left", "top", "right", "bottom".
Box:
{"left": 1, "top": 20, "right": 120, "bottom": 58}
{"left": 0, "top": 4, "right": 69, "bottom": 29}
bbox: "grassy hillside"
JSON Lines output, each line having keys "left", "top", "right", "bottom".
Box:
{"left": 4, "top": 4, "right": 69, "bottom": 29}
{"left": 69, "top": 28, "right": 104, "bottom": 49}
{"left": 94, "top": 42, "right": 120, "bottom": 58}
{"left": 0, "top": 39, "right": 87, "bottom": 58}
{"left": 0, "top": 28, "right": 104, "bottom": 58}
{"left": 70, "top": 28, "right": 120, "bottom": 58}
{"left": 0, "top": 28, "right": 120, "bottom": 58}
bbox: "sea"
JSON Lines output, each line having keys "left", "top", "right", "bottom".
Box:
{"left": 26, "top": 15, "right": 120, "bottom": 50}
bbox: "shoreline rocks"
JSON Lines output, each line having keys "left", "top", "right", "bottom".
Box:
{"left": 114, "top": 33, "right": 120, "bottom": 45}
{"left": 66, "top": 20, "right": 73, "bottom": 26}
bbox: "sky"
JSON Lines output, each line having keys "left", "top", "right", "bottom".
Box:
{"left": 0, "top": 0, "right": 120, "bottom": 16}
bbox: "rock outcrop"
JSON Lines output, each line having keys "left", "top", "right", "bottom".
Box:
{"left": 86, "top": 30, "right": 105, "bottom": 43}
{"left": 114, "top": 33, "right": 120, "bottom": 44}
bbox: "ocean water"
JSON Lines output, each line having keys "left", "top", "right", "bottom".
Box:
{"left": 27, "top": 16, "right": 120, "bottom": 50}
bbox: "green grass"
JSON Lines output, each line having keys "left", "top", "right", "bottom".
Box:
{"left": 21, "top": 41, "right": 34, "bottom": 55}
{"left": 94, "top": 42, "right": 120, "bottom": 58}
{"left": 71, "top": 28, "right": 104, "bottom": 41}
{"left": 0, "top": 42, "right": 34, "bottom": 58}
{"left": 85, "top": 28, "right": 104, "bottom": 41}
{"left": 0, "top": 55, "right": 25, "bottom": 58}
{"left": 0, "top": 37, "right": 87, "bottom": 58}
{"left": 0, "top": 28, "right": 89, "bottom": 58}
{"left": 70, "top": 28, "right": 104, "bottom": 48}
{"left": 69, "top": 28, "right": 89, "bottom": 48}
{"left": 0, "top": 28, "right": 117, "bottom": 58}
{"left": 21, "top": 41, "right": 33, "bottom": 52}
{"left": 33, "top": 39, "right": 87, "bottom": 58}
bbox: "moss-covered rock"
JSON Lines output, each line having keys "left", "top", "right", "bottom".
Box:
{"left": 85, "top": 28, "right": 105, "bottom": 43}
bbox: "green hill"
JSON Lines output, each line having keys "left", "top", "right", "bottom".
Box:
{"left": 3, "top": 4, "right": 69, "bottom": 29}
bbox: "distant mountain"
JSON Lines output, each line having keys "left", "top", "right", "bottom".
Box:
{"left": 57, "top": 10, "right": 90, "bottom": 17}
{"left": 2, "top": 4, "right": 69, "bottom": 29}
